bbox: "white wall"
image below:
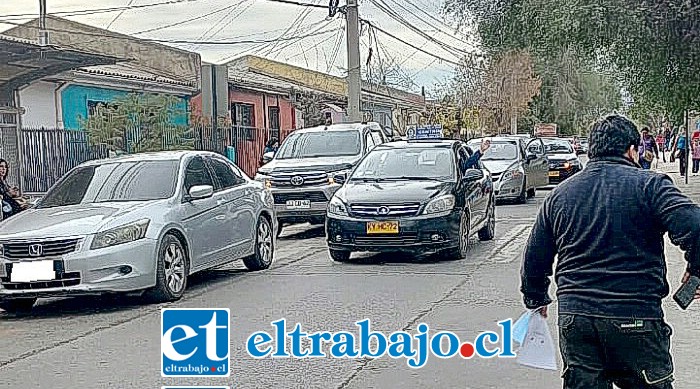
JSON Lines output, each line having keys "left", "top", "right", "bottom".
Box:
{"left": 19, "top": 81, "right": 59, "bottom": 128}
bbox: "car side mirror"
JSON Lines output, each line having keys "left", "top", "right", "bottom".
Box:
{"left": 463, "top": 169, "right": 484, "bottom": 182}
{"left": 187, "top": 185, "right": 214, "bottom": 201}
{"left": 262, "top": 151, "right": 274, "bottom": 164}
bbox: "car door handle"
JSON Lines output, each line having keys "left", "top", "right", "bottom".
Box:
{"left": 215, "top": 215, "right": 226, "bottom": 220}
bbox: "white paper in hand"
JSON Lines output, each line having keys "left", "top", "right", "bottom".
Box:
{"left": 516, "top": 313, "right": 557, "bottom": 371}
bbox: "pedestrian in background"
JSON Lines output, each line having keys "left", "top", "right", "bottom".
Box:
{"left": 672, "top": 130, "right": 688, "bottom": 176}
{"left": 692, "top": 133, "right": 700, "bottom": 176}
{"left": 521, "top": 114, "right": 700, "bottom": 389}
{"left": 656, "top": 132, "right": 666, "bottom": 163}
{"left": 639, "top": 127, "right": 659, "bottom": 170}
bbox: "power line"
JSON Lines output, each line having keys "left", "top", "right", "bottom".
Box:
{"left": 106, "top": 0, "right": 136, "bottom": 29}
{"left": 383, "top": 0, "right": 475, "bottom": 47}
{"left": 131, "top": 3, "right": 236, "bottom": 35}
{"left": 148, "top": 27, "right": 344, "bottom": 45}
{"left": 262, "top": 0, "right": 327, "bottom": 9}
{"left": 0, "top": 0, "right": 207, "bottom": 21}
{"left": 368, "top": 0, "right": 469, "bottom": 57}
{"left": 362, "top": 20, "right": 462, "bottom": 66}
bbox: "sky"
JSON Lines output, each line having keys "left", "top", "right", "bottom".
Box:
{"left": 0, "top": 0, "right": 480, "bottom": 97}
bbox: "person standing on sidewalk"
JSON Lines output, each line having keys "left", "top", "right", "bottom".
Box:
{"left": 672, "top": 130, "right": 688, "bottom": 176}
{"left": 521, "top": 114, "right": 700, "bottom": 389}
{"left": 639, "top": 127, "right": 659, "bottom": 170}
{"left": 691, "top": 133, "right": 700, "bottom": 176}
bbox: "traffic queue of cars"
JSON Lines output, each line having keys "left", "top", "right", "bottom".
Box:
{"left": 0, "top": 122, "right": 583, "bottom": 312}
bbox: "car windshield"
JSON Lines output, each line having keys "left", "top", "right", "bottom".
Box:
{"left": 351, "top": 147, "right": 455, "bottom": 181}
{"left": 469, "top": 141, "right": 519, "bottom": 161}
{"left": 275, "top": 130, "right": 361, "bottom": 159}
{"left": 543, "top": 139, "right": 574, "bottom": 154}
{"left": 37, "top": 160, "right": 179, "bottom": 208}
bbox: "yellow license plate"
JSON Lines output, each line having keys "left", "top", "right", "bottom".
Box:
{"left": 367, "top": 221, "right": 399, "bottom": 234}
{"left": 548, "top": 171, "right": 559, "bottom": 177}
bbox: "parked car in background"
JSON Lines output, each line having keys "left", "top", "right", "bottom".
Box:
{"left": 541, "top": 137, "right": 583, "bottom": 185}
{"left": 579, "top": 139, "right": 589, "bottom": 154}
{"left": 468, "top": 136, "right": 548, "bottom": 203}
{"left": 255, "top": 123, "right": 388, "bottom": 235}
{"left": 0, "top": 151, "right": 276, "bottom": 313}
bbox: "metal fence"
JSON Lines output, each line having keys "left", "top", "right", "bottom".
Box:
{"left": 8, "top": 125, "right": 294, "bottom": 194}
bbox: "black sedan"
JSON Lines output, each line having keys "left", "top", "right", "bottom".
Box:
{"left": 325, "top": 139, "right": 495, "bottom": 262}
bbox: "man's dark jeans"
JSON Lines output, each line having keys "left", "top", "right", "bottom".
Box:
{"left": 559, "top": 314, "right": 674, "bottom": 388}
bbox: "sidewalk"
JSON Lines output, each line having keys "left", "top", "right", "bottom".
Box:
{"left": 654, "top": 159, "right": 700, "bottom": 199}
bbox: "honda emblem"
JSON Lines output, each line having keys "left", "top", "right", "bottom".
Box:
{"left": 28, "top": 244, "right": 43, "bottom": 257}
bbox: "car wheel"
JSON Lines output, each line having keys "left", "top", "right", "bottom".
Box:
{"left": 0, "top": 297, "right": 37, "bottom": 313}
{"left": 445, "top": 212, "right": 469, "bottom": 260}
{"left": 516, "top": 182, "right": 527, "bottom": 204}
{"left": 329, "top": 249, "right": 352, "bottom": 262}
{"left": 527, "top": 187, "right": 536, "bottom": 198}
{"left": 243, "top": 217, "right": 275, "bottom": 271}
{"left": 147, "top": 234, "right": 189, "bottom": 303}
{"left": 478, "top": 200, "right": 496, "bottom": 241}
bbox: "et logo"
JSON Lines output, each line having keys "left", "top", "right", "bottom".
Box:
{"left": 161, "top": 308, "right": 230, "bottom": 377}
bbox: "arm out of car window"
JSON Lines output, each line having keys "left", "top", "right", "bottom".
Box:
{"left": 646, "top": 174, "right": 700, "bottom": 276}
{"left": 520, "top": 199, "right": 557, "bottom": 309}
{"left": 461, "top": 150, "right": 482, "bottom": 171}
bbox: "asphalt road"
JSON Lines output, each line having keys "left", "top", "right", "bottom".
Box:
{"left": 2, "top": 173, "right": 700, "bottom": 388}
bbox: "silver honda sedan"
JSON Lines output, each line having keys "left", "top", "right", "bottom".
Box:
{"left": 0, "top": 151, "right": 277, "bottom": 312}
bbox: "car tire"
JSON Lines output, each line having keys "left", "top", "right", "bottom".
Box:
{"left": 146, "top": 234, "right": 189, "bottom": 303}
{"left": 527, "top": 187, "right": 536, "bottom": 198}
{"left": 243, "top": 217, "right": 275, "bottom": 271}
{"left": 445, "top": 212, "right": 469, "bottom": 260}
{"left": 0, "top": 297, "right": 37, "bottom": 313}
{"left": 329, "top": 249, "right": 352, "bottom": 262}
{"left": 478, "top": 200, "right": 496, "bottom": 241}
{"left": 516, "top": 182, "right": 527, "bottom": 204}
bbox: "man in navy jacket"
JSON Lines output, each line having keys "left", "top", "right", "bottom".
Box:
{"left": 521, "top": 115, "right": 700, "bottom": 389}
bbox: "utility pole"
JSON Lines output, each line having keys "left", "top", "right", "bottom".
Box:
{"left": 345, "top": 0, "right": 362, "bottom": 122}
{"left": 39, "top": 0, "right": 48, "bottom": 46}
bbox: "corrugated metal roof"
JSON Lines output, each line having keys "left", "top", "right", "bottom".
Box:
{"left": 0, "top": 34, "right": 42, "bottom": 46}
{"left": 76, "top": 64, "right": 196, "bottom": 88}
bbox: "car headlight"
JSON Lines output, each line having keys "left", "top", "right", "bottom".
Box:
{"left": 328, "top": 169, "right": 352, "bottom": 185}
{"left": 328, "top": 196, "right": 348, "bottom": 216}
{"left": 91, "top": 219, "right": 150, "bottom": 250}
{"left": 564, "top": 159, "right": 580, "bottom": 169}
{"left": 255, "top": 173, "right": 272, "bottom": 188}
{"left": 423, "top": 195, "right": 456, "bottom": 215}
{"left": 501, "top": 168, "right": 524, "bottom": 181}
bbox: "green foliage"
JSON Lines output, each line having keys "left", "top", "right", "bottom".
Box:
{"left": 444, "top": 0, "right": 700, "bottom": 125}
{"left": 80, "top": 93, "right": 194, "bottom": 154}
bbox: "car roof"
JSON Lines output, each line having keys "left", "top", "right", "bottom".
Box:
{"left": 291, "top": 123, "right": 372, "bottom": 134}
{"left": 468, "top": 136, "right": 520, "bottom": 143}
{"left": 81, "top": 150, "right": 215, "bottom": 166}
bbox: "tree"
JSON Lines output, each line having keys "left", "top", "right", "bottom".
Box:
{"left": 443, "top": 0, "right": 700, "bottom": 124}
{"left": 80, "top": 93, "right": 194, "bottom": 154}
{"left": 293, "top": 91, "right": 329, "bottom": 128}
{"left": 481, "top": 50, "right": 542, "bottom": 133}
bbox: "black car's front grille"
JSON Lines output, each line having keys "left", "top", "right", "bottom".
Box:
{"left": 353, "top": 233, "right": 420, "bottom": 245}
{"left": 1, "top": 261, "right": 81, "bottom": 290}
{"left": 1, "top": 239, "right": 80, "bottom": 259}
{"left": 349, "top": 203, "right": 421, "bottom": 218}
{"left": 273, "top": 191, "right": 327, "bottom": 204}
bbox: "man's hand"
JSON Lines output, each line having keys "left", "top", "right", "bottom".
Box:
{"left": 535, "top": 306, "right": 548, "bottom": 318}
{"left": 8, "top": 187, "right": 18, "bottom": 197}
{"left": 682, "top": 271, "right": 700, "bottom": 300}
{"left": 480, "top": 140, "right": 491, "bottom": 153}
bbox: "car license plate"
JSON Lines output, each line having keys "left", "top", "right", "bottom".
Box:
{"left": 367, "top": 221, "right": 399, "bottom": 234}
{"left": 286, "top": 200, "right": 311, "bottom": 209}
{"left": 548, "top": 171, "right": 559, "bottom": 177}
{"left": 10, "top": 260, "right": 55, "bottom": 283}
